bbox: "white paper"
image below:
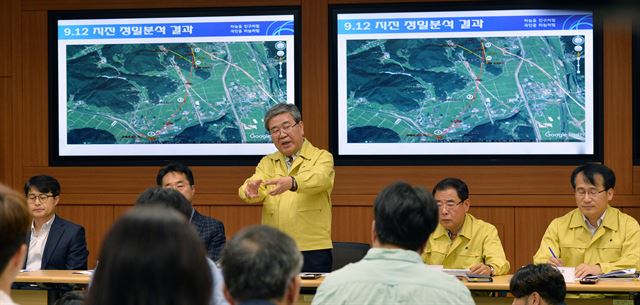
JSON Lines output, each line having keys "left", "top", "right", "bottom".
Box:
{"left": 557, "top": 267, "right": 576, "bottom": 283}
{"left": 442, "top": 268, "right": 470, "bottom": 277}
{"left": 426, "top": 264, "right": 443, "bottom": 271}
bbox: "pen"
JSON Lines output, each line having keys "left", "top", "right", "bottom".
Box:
{"left": 548, "top": 246, "right": 558, "bottom": 259}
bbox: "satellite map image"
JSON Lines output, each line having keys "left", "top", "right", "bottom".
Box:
{"left": 66, "top": 41, "right": 289, "bottom": 144}
{"left": 345, "top": 35, "right": 587, "bottom": 144}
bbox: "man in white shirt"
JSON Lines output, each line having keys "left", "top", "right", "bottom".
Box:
{"left": 0, "top": 184, "right": 32, "bottom": 305}
{"left": 312, "top": 182, "right": 474, "bottom": 305}
{"left": 22, "top": 175, "right": 88, "bottom": 271}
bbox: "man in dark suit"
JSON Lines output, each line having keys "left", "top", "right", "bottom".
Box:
{"left": 23, "top": 175, "right": 88, "bottom": 271}
{"left": 157, "top": 163, "right": 226, "bottom": 261}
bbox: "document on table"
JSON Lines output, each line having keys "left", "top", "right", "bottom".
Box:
{"left": 556, "top": 267, "right": 576, "bottom": 283}
{"left": 442, "top": 268, "right": 471, "bottom": 277}
{"left": 584, "top": 268, "right": 637, "bottom": 280}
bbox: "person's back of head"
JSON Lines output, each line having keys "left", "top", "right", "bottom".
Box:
{"left": 373, "top": 181, "right": 439, "bottom": 251}
{"left": 86, "top": 206, "right": 211, "bottom": 305}
{"left": 510, "top": 264, "right": 566, "bottom": 305}
{"left": 134, "top": 187, "right": 192, "bottom": 219}
{"left": 0, "top": 184, "right": 32, "bottom": 286}
{"left": 54, "top": 290, "right": 85, "bottom": 305}
{"left": 220, "top": 225, "right": 302, "bottom": 305}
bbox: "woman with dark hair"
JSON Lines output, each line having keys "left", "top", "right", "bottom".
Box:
{"left": 86, "top": 206, "right": 212, "bottom": 305}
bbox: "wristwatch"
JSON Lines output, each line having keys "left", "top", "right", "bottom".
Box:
{"left": 488, "top": 265, "right": 495, "bottom": 276}
{"left": 290, "top": 176, "right": 298, "bottom": 191}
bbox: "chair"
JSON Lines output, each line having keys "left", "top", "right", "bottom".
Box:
{"left": 331, "top": 242, "right": 371, "bottom": 271}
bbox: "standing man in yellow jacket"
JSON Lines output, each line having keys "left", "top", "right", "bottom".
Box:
{"left": 239, "top": 103, "right": 335, "bottom": 272}
{"left": 533, "top": 164, "right": 640, "bottom": 278}
{"left": 422, "top": 178, "right": 510, "bottom": 275}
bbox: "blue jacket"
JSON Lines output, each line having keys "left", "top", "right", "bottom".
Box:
{"left": 24, "top": 215, "right": 89, "bottom": 270}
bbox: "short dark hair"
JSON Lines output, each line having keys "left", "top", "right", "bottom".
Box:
{"left": 264, "top": 103, "right": 301, "bottom": 131}
{"left": 134, "top": 187, "right": 193, "bottom": 219}
{"left": 156, "top": 162, "right": 195, "bottom": 186}
{"left": 510, "top": 264, "right": 566, "bottom": 305}
{"left": 432, "top": 177, "right": 469, "bottom": 201}
{"left": 221, "top": 225, "right": 302, "bottom": 303}
{"left": 87, "top": 206, "right": 211, "bottom": 305}
{"left": 0, "top": 184, "right": 32, "bottom": 273}
{"left": 54, "top": 291, "right": 85, "bottom": 305}
{"left": 374, "top": 181, "right": 439, "bottom": 251}
{"left": 24, "top": 175, "right": 61, "bottom": 197}
{"left": 570, "top": 163, "right": 616, "bottom": 190}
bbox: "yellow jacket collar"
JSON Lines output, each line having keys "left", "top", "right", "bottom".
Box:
{"left": 267, "top": 138, "right": 310, "bottom": 161}
{"left": 432, "top": 213, "right": 474, "bottom": 239}
{"left": 569, "top": 205, "right": 619, "bottom": 231}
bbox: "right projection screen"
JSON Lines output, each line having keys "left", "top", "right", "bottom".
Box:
{"left": 330, "top": 5, "right": 601, "bottom": 165}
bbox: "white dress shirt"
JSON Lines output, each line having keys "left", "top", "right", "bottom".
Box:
{"left": 583, "top": 211, "right": 606, "bottom": 236}
{"left": 25, "top": 215, "right": 56, "bottom": 271}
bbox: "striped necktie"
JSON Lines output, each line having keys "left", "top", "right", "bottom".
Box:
{"left": 286, "top": 156, "right": 294, "bottom": 170}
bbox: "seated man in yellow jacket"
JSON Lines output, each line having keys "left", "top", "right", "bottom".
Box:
{"left": 422, "top": 178, "right": 510, "bottom": 275}
{"left": 533, "top": 164, "right": 640, "bottom": 278}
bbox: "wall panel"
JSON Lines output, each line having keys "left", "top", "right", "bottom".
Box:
{"left": 514, "top": 207, "right": 574, "bottom": 269}
{"left": 209, "top": 205, "right": 262, "bottom": 238}
{"left": 20, "top": 11, "right": 48, "bottom": 167}
{"left": 334, "top": 166, "right": 577, "bottom": 196}
{"left": 56, "top": 205, "right": 115, "bottom": 269}
{"left": 300, "top": 0, "right": 329, "bottom": 148}
{"left": 331, "top": 206, "right": 372, "bottom": 243}
{"left": 0, "top": 0, "right": 11, "bottom": 76}
{"left": 1, "top": 78, "right": 11, "bottom": 184}
{"left": 622, "top": 208, "right": 640, "bottom": 224}
{"left": 469, "top": 207, "right": 515, "bottom": 273}
{"left": 633, "top": 167, "right": 640, "bottom": 194}
{"left": 3, "top": 0, "right": 638, "bottom": 275}
{"left": 603, "top": 19, "right": 633, "bottom": 194}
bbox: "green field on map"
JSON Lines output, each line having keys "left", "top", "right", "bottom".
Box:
{"left": 345, "top": 35, "right": 586, "bottom": 143}
{"left": 65, "top": 41, "right": 288, "bottom": 144}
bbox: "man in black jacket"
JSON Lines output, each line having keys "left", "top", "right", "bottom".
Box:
{"left": 157, "top": 162, "right": 226, "bottom": 261}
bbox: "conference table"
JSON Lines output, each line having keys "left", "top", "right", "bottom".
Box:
{"left": 13, "top": 270, "right": 90, "bottom": 305}
{"left": 300, "top": 275, "right": 640, "bottom": 305}
{"left": 11, "top": 271, "right": 640, "bottom": 305}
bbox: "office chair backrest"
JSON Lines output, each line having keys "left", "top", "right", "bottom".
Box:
{"left": 331, "top": 242, "right": 371, "bottom": 271}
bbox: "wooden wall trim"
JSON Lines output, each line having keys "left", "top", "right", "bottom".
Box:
{"left": 603, "top": 18, "right": 633, "bottom": 193}
{"left": 634, "top": 167, "right": 640, "bottom": 194}
{"left": 300, "top": 0, "right": 329, "bottom": 148}
{"left": 7, "top": 0, "right": 21, "bottom": 189}
{"left": 0, "top": 0, "right": 10, "bottom": 76}
{"left": 0, "top": 78, "right": 10, "bottom": 185}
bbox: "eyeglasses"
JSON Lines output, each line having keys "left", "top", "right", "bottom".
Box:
{"left": 575, "top": 188, "right": 606, "bottom": 198}
{"left": 269, "top": 122, "right": 299, "bottom": 136}
{"left": 436, "top": 200, "right": 464, "bottom": 211}
{"left": 27, "top": 193, "right": 56, "bottom": 202}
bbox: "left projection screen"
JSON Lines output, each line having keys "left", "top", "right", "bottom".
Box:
{"left": 49, "top": 8, "right": 298, "bottom": 165}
